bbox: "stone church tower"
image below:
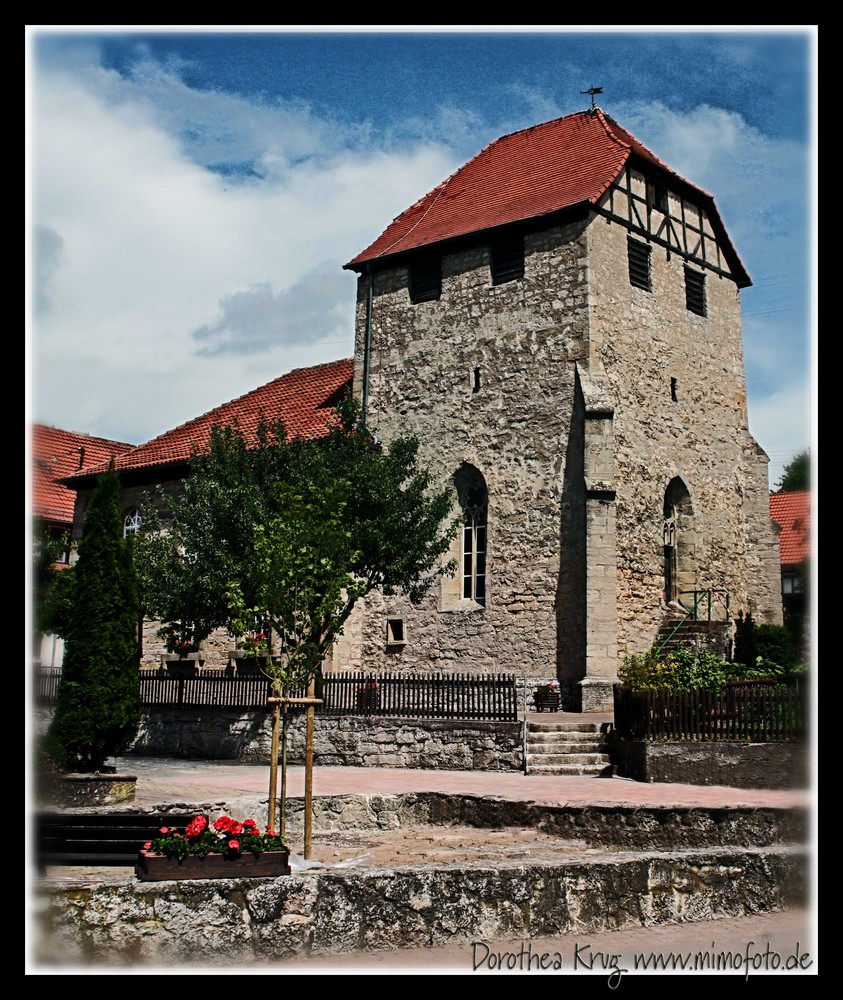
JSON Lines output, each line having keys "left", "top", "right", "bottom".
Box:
{"left": 340, "top": 108, "right": 781, "bottom": 711}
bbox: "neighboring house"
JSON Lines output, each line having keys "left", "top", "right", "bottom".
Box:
{"left": 32, "top": 424, "right": 133, "bottom": 666}
{"left": 343, "top": 107, "right": 781, "bottom": 711}
{"left": 769, "top": 490, "right": 810, "bottom": 616}
{"left": 62, "top": 358, "right": 353, "bottom": 665}
{"left": 60, "top": 108, "right": 783, "bottom": 711}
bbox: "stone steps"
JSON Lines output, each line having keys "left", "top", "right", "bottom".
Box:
{"left": 525, "top": 721, "right": 612, "bottom": 776}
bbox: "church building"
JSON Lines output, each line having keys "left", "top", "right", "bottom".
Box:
{"left": 63, "top": 108, "right": 781, "bottom": 712}
{"left": 341, "top": 107, "right": 781, "bottom": 710}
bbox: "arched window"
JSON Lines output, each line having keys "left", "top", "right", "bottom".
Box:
{"left": 123, "top": 507, "right": 141, "bottom": 538}
{"left": 663, "top": 478, "right": 696, "bottom": 605}
{"left": 454, "top": 464, "right": 488, "bottom": 606}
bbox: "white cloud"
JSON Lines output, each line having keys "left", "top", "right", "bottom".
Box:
{"left": 31, "top": 51, "right": 460, "bottom": 443}
{"left": 192, "top": 263, "right": 351, "bottom": 356}
{"left": 749, "top": 382, "right": 813, "bottom": 491}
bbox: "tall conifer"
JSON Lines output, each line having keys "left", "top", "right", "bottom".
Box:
{"left": 43, "top": 466, "right": 140, "bottom": 772}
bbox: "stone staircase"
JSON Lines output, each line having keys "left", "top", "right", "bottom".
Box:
{"left": 525, "top": 721, "right": 613, "bottom": 776}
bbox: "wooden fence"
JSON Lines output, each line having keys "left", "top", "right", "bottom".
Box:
{"left": 613, "top": 682, "right": 806, "bottom": 742}
{"left": 41, "top": 669, "right": 519, "bottom": 722}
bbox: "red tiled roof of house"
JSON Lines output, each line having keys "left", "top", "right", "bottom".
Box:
{"left": 770, "top": 491, "right": 811, "bottom": 566}
{"left": 33, "top": 425, "right": 134, "bottom": 524}
{"left": 346, "top": 108, "right": 748, "bottom": 285}
{"left": 72, "top": 358, "right": 354, "bottom": 480}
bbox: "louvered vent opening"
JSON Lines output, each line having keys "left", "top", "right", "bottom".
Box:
{"left": 410, "top": 259, "right": 441, "bottom": 303}
{"left": 628, "top": 237, "right": 651, "bottom": 291}
{"left": 684, "top": 267, "right": 706, "bottom": 316}
{"left": 491, "top": 238, "right": 525, "bottom": 285}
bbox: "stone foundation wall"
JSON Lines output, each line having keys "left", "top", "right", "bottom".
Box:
{"left": 130, "top": 709, "right": 523, "bottom": 770}
{"left": 613, "top": 740, "right": 810, "bottom": 789}
{"left": 35, "top": 847, "right": 808, "bottom": 966}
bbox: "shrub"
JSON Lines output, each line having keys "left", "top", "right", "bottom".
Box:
{"left": 619, "top": 644, "right": 729, "bottom": 692}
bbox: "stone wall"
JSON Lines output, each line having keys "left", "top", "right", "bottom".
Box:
{"left": 613, "top": 740, "right": 810, "bottom": 789}
{"left": 130, "top": 708, "right": 523, "bottom": 770}
{"left": 586, "top": 196, "right": 782, "bottom": 663}
{"left": 354, "top": 222, "right": 590, "bottom": 682}
{"left": 35, "top": 847, "right": 808, "bottom": 966}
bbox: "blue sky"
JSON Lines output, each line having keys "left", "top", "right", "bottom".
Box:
{"left": 28, "top": 27, "right": 816, "bottom": 488}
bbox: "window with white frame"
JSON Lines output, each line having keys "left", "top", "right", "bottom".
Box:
{"left": 454, "top": 465, "right": 488, "bottom": 606}
{"left": 123, "top": 507, "right": 141, "bottom": 538}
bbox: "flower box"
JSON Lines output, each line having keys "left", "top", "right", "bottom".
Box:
{"left": 356, "top": 689, "right": 380, "bottom": 712}
{"left": 135, "top": 849, "right": 291, "bottom": 881}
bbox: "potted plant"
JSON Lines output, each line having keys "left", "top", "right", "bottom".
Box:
{"left": 231, "top": 631, "right": 270, "bottom": 675}
{"left": 136, "top": 813, "right": 291, "bottom": 881}
{"left": 533, "top": 682, "right": 560, "bottom": 712}
{"left": 355, "top": 680, "right": 380, "bottom": 712}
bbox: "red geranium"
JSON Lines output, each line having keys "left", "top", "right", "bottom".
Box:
{"left": 145, "top": 813, "right": 287, "bottom": 861}
{"left": 186, "top": 816, "right": 208, "bottom": 838}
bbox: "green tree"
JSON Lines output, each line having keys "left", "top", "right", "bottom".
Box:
{"left": 145, "top": 395, "right": 458, "bottom": 838}
{"left": 42, "top": 467, "right": 141, "bottom": 773}
{"left": 142, "top": 396, "right": 458, "bottom": 650}
{"left": 774, "top": 450, "right": 810, "bottom": 492}
{"left": 32, "top": 521, "right": 72, "bottom": 643}
{"left": 139, "top": 422, "right": 296, "bottom": 648}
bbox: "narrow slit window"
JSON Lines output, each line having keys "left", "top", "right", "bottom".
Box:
{"left": 628, "top": 237, "right": 651, "bottom": 291}
{"left": 684, "top": 266, "right": 706, "bottom": 316}
{"left": 473, "top": 367, "right": 481, "bottom": 393}
{"left": 410, "top": 259, "right": 441, "bottom": 303}
{"left": 670, "top": 378, "right": 678, "bottom": 402}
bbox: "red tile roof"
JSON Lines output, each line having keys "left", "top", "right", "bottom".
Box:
{"left": 72, "top": 358, "right": 354, "bottom": 480}
{"left": 33, "top": 425, "right": 134, "bottom": 525}
{"left": 770, "top": 491, "right": 811, "bottom": 566}
{"left": 346, "top": 108, "right": 748, "bottom": 285}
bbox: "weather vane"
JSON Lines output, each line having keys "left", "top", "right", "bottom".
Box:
{"left": 580, "top": 86, "right": 604, "bottom": 110}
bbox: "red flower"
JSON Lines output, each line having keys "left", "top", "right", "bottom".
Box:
{"left": 265, "top": 828, "right": 276, "bottom": 837}
{"left": 243, "top": 818, "right": 258, "bottom": 832}
{"left": 159, "top": 826, "right": 170, "bottom": 834}
{"left": 143, "top": 841, "right": 152, "bottom": 850}
{"left": 228, "top": 839, "right": 240, "bottom": 851}
{"left": 213, "top": 816, "right": 232, "bottom": 832}
{"left": 186, "top": 816, "right": 208, "bottom": 838}
{"left": 228, "top": 821, "right": 243, "bottom": 836}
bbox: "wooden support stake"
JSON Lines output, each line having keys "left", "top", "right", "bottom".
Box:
{"left": 304, "top": 674, "right": 315, "bottom": 860}
{"left": 267, "top": 698, "right": 280, "bottom": 833}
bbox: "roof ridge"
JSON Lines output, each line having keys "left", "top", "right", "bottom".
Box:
{"left": 68, "top": 356, "right": 354, "bottom": 480}
{"left": 122, "top": 356, "right": 354, "bottom": 456}
{"left": 33, "top": 423, "right": 134, "bottom": 449}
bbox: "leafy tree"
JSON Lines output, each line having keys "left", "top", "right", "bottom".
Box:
{"left": 138, "top": 422, "right": 297, "bottom": 648}
{"left": 142, "top": 396, "right": 458, "bottom": 649}
{"left": 144, "top": 395, "right": 459, "bottom": 835}
{"left": 41, "top": 467, "right": 141, "bottom": 773}
{"left": 32, "top": 521, "right": 73, "bottom": 642}
{"left": 774, "top": 450, "right": 810, "bottom": 492}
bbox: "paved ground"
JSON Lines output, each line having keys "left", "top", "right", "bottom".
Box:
{"left": 117, "top": 754, "right": 811, "bottom": 812}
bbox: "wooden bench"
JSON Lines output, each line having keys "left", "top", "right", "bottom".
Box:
{"left": 36, "top": 812, "right": 209, "bottom": 868}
